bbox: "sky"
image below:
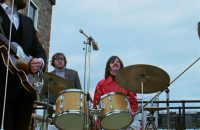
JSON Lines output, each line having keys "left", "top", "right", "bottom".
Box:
{"left": 48, "top": 0, "right": 200, "bottom": 107}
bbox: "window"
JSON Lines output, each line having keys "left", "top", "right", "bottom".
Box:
{"left": 28, "top": 0, "right": 39, "bottom": 30}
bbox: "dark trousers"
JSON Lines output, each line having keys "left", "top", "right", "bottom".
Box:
{"left": 0, "top": 97, "right": 34, "bottom": 130}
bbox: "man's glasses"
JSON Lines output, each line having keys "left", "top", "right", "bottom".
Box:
{"left": 55, "top": 58, "right": 64, "bottom": 61}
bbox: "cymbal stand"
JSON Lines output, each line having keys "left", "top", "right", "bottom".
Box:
{"left": 139, "top": 73, "right": 148, "bottom": 130}
{"left": 165, "top": 88, "right": 170, "bottom": 130}
{"left": 45, "top": 81, "right": 51, "bottom": 130}
{"left": 136, "top": 57, "right": 200, "bottom": 130}
{"left": 141, "top": 81, "right": 144, "bottom": 130}
{"left": 41, "top": 79, "right": 53, "bottom": 130}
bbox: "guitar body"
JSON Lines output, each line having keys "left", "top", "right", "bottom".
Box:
{"left": 0, "top": 35, "right": 43, "bottom": 93}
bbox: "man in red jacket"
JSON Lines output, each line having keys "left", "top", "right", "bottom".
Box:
{"left": 93, "top": 56, "right": 141, "bottom": 130}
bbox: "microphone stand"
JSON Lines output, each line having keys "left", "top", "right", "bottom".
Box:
{"left": 80, "top": 29, "right": 99, "bottom": 130}
{"left": 1, "top": 0, "right": 15, "bottom": 129}
{"left": 83, "top": 39, "right": 92, "bottom": 130}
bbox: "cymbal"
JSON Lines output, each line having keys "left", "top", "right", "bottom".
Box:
{"left": 33, "top": 101, "right": 54, "bottom": 109}
{"left": 144, "top": 107, "right": 167, "bottom": 112}
{"left": 116, "top": 64, "right": 170, "bottom": 93}
{"left": 43, "top": 72, "right": 74, "bottom": 96}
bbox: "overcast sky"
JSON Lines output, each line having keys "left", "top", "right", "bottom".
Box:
{"left": 49, "top": 0, "right": 200, "bottom": 104}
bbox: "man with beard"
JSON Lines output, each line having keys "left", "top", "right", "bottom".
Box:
{"left": 0, "top": 0, "right": 47, "bottom": 129}
{"left": 93, "top": 56, "right": 140, "bottom": 130}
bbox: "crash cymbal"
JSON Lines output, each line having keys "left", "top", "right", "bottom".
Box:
{"left": 43, "top": 72, "right": 74, "bottom": 96}
{"left": 116, "top": 64, "right": 170, "bottom": 93}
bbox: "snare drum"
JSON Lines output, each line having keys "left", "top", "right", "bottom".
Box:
{"left": 97, "top": 92, "right": 133, "bottom": 129}
{"left": 54, "top": 89, "right": 92, "bottom": 130}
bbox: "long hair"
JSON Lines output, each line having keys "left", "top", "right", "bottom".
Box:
{"left": 104, "top": 56, "right": 124, "bottom": 78}
{"left": 0, "top": 0, "right": 26, "bottom": 10}
{"left": 51, "top": 52, "right": 67, "bottom": 67}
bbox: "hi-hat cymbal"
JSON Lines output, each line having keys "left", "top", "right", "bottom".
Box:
{"left": 116, "top": 64, "right": 170, "bottom": 93}
{"left": 32, "top": 113, "right": 52, "bottom": 123}
{"left": 33, "top": 101, "right": 54, "bottom": 109}
{"left": 43, "top": 72, "right": 74, "bottom": 96}
{"left": 144, "top": 107, "right": 167, "bottom": 112}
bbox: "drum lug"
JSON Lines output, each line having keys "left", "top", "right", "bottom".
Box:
{"left": 100, "top": 101, "right": 105, "bottom": 109}
{"left": 80, "top": 93, "right": 83, "bottom": 110}
{"left": 59, "top": 95, "right": 64, "bottom": 110}
{"left": 108, "top": 95, "right": 112, "bottom": 101}
{"left": 125, "top": 97, "right": 130, "bottom": 110}
{"left": 110, "top": 105, "right": 114, "bottom": 112}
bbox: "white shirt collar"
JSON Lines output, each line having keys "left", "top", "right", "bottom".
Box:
{"left": 0, "top": 3, "right": 9, "bottom": 12}
{"left": 0, "top": 3, "right": 19, "bottom": 29}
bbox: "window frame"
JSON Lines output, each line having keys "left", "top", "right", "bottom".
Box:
{"left": 27, "top": 0, "right": 39, "bottom": 31}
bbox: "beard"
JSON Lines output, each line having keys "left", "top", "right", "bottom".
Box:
{"left": 14, "top": 0, "right": 26, "bottom": 10}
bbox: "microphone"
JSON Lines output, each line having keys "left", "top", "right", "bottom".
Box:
{"left": 79, "top": 29, "right": 99, "bottom": 51}
{"left": 88, "top": 36, "right": 99, "bottom": 50}
{"left": 79, "top": 29, "right": 84, "bottom": 34}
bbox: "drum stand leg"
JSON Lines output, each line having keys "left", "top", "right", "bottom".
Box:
{"left": 30, "top": 116, "right": 35, "bottom": 130}
{"left": 91, "top": 109, "right": 101, "bottom": 130}
{"left": 145, "top": 112, "right": 157, "bottom": 130}
{"left": 93, "top": 115, "right": 100, "bottom": 130}
{"left": 165, "top": 88, "right": 170, "bottom": 130}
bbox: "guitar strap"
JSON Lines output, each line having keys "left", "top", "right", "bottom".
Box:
{"left": 0, "top": 15, "right": 6, "bottom": 36}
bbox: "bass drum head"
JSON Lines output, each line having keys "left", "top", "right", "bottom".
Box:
{"left": 101, "top": 112, "right": 133, "bottom": 130}
{"left": 54, "top": 113, "right": 89, "bottom": 130}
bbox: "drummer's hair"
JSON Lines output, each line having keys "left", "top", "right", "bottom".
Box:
{"left": 105, "top": 55, "right": 124, "bottom": 78}
{"left": 51, "top": 52, "right": 67, "bottom": 67}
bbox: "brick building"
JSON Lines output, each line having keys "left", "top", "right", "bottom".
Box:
{"left": 22, "top": 0, "right": 56, "bottom": 69}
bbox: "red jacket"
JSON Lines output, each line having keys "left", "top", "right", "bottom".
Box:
{"left": 93, "top": 76, "right": 138, "bottom": 114}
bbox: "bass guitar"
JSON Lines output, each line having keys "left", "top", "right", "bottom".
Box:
{"left": 0, "top": 34, "right": 43, "bottom": 93}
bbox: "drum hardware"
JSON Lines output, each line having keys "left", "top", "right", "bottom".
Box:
{"left": 97, "top": 92, "right": 133, "bottom": 130}
{"left": 144, "top": 107, "right": 166, "bottom": 130}
{"left": 33, "top": 101, "right": 54, "bottom": 114}
{"left": 54, "top": 89, "right": 92, "bottom": 130}
{"left": 80, "top": 29, "right": 99, "bottom": 130}
{"left": 120, "top": 57, "right": 200, "bottom": 130}
{"left": 115, "top": 64, "right": 170, "bottom": 94}
{"left": 43, "top": 72, "right": 74, "bottom": 103}
{"left": 32, "top": 113, "right": 52, "bottom": 123}
{"left": 90, "top": 108, "right": 102, "bottom": 117}
{"left": 116, "top": 64, "right": 170, "bottom": 130}
{"left": 145, "top": 116, "right": 156, "bottom": 130}
{"left": 99, "top": 101, "right": 105, "bottom": 109}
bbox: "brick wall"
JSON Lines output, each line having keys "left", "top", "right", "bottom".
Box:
{"left": 22, "top": 0, "right": 56, "bottom": 70}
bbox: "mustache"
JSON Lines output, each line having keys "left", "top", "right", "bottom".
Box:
{"left": 112, "top": 63, "right": 119, "bottom": 67}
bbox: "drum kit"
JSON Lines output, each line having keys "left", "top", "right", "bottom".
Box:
{"left": 32, "top": 64, "right": 170, "bottom": 130}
